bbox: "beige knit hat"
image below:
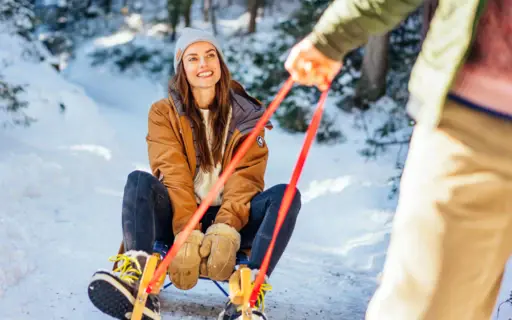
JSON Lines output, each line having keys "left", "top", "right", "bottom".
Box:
{"left": 174, "top": 27, "right": 225, "bottom": 71}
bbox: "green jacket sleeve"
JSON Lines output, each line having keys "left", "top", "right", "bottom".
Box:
{"left": 306, "top": 0, "right": 424, "bottom": 61}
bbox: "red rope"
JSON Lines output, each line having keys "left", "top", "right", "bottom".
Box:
{"left": 146, "top": 77, "right": 295, "bottom": 293}
{"left": 249, "top": 82, "right": 331, "bottom": 307}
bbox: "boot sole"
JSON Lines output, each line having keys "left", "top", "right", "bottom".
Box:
{"left": 218, "top": 309, "right": 267, "bottom": 320}
{"left": 88, "top": 271, "right": 160, "bottom": 320}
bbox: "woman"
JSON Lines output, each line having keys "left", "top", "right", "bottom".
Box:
{"left": 87, "top": 28, "right": 302, "bottom": 320}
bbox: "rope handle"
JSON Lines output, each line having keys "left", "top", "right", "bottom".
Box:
{"left": 249, "top": 79, "right": 331, "bottom": 306}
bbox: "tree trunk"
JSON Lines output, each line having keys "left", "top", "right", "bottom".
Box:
{"left": 211, "top": 1, "right": 218, "bottom": 36}
{"left": 203, "top": 0, "right": 211, "bottom": 22}
{"left": 183, "top": 0, "right": 192, "bottom": 27}
{"left": 267, "top": 0, "right": 274, "bottom": 16}
{"left": 168, "top": 0, "right": 181, "bottom": 41}
{"left": 355, "top": 33, "right": 390, "bottom": 108}
{"left": 247, "top": 0, "right": 262, "bottom": 34}
{"left": 103, "top": 0, "right": 112, "bottom": 14}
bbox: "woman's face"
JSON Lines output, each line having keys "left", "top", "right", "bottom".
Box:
{"left": 182, "top": 41, "right": 221, "bottom": 90}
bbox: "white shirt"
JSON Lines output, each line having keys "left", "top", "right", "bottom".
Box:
{"left": 193, "top": 107, "right": 231, "bottom": 206}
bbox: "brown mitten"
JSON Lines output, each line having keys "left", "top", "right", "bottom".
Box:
{"left": 168, "top": 230, "right": 204, "bottom": 290}
{"left": 199, "top": 223, "right": 241, "bottom": 281}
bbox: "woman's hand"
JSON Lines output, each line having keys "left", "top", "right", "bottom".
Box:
{"left": 167, "top": 230, "right": 204, "bottom": 290}
{"left": 199, "top": 223, "right": 241, "bottom": 281}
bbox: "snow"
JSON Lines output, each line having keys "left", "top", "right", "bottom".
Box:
{"left": 94, "top": 31, "right": 135, "bottom": 48}
{"left": 1, "top": 3, "right": 512, "bottom": 320}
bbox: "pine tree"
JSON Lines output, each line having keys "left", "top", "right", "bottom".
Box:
{"left": 0, "top": 0, "right": 37, "bottom": 127}
{"left": 0, "top": 79, "right": 33, "bottom": 127}
{"left": 225, "top": 0, "right": 422, "bottom": 148}
{"left": 0, "top": 0, "right": 35, "bottom": 40}
{"left": 225, "top": 0, "right": 343, "bottom": 142}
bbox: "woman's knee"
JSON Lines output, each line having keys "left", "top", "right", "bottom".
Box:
{"left": 126, "top": 170, "right": 156, "bottom": 187}
{"left": 270, "top": 183, "right": 302, "bottom": 217}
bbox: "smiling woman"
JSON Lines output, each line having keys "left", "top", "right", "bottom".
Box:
{"left": 182, "top": 45, "right": 222, "bottom": 93}
{"left": 172, "top": 38, "right": 232, "bottom": 183}
{"left": 87, "top": 28, "right": 303, "bottom": 320}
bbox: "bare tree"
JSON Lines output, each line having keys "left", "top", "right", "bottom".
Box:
{"left": 183, "top": 0, "right": 192, "bottom": 27}
{"left": 168, "top": 0, "right": 181, "bottom": 41}
{"left": 355, "top": 33, "right": 390, "bottom": 107}
{"left": 265, "top": 0, "right": 275, "bottom": 16}
{"left": 211, "top": 0, "right": 218, "bottom": 35}
{"left": 203, "top": 0, "right": 211, "bottom": 22}
{"left": 102, "top": 0, "right": 112, "bottom": 14}
{"left": 247, "top": 0, "right": 263, "bottom": 34}
{"left": 167, "top": 0, "right": 194, "bottom": 41}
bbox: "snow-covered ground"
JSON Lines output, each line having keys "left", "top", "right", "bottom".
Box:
{"left": 1, "top": 2, "right": 512, "bottom": 320}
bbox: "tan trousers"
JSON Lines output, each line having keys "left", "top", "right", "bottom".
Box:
{"left": 366, "top": 98, "right": 512, "bottom": 320}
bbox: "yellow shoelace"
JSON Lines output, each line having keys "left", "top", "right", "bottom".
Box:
{"left": 236, "top": 282, "right": 272, "bottom": 313}
{"left": 108, "top": 254, "right": 143, "bottom": 285}
{"left": 256, "top": 282, "right": 272, "bottom": 312}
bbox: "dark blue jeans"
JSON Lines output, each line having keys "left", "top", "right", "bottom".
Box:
{"left": 122, "top": 170, "right": 301, "bottom": 276}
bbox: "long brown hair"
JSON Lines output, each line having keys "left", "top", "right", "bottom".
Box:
{"left": 169, "top": 52, "right": 232, "bottom": 172}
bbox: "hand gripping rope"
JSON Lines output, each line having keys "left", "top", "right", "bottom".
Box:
{"left": 130, "top": 76, "right": 332, "bottom": 320}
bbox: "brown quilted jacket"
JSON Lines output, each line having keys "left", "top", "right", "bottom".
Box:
{"left": 146, "top": 80, "right": 273, "bottom": 235}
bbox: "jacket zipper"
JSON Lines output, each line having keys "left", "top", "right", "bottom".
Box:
{"left": 221, "top": 130, "right": 242, "bottom": 174}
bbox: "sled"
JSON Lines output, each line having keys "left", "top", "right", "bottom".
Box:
{"left": 227, "top": 267, "right": 254, "bottom": 320}
{"left": 114, "top": 241, "right": 251, "bottom": 297}
{"left": 127, "top": 240, "right": 255, "bottom": 320}
{"left": 131, "top": 253, "right": 160, "bottom": 320}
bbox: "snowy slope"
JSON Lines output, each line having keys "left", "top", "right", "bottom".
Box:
{"left": 0, "top": 15, "right": 394, "bottom": 319}
{"left": 0, "top": 23, "right": 124, "bottom": 318}
{"left": 1, "top": 3, "right": 512, "bottom": 320}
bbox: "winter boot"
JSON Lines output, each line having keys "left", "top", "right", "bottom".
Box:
{"left": 218, "top": 269, "right": 271, "bottom": 320}
{"left": 88, "top": 250, "right": 161, "bottom": 320}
